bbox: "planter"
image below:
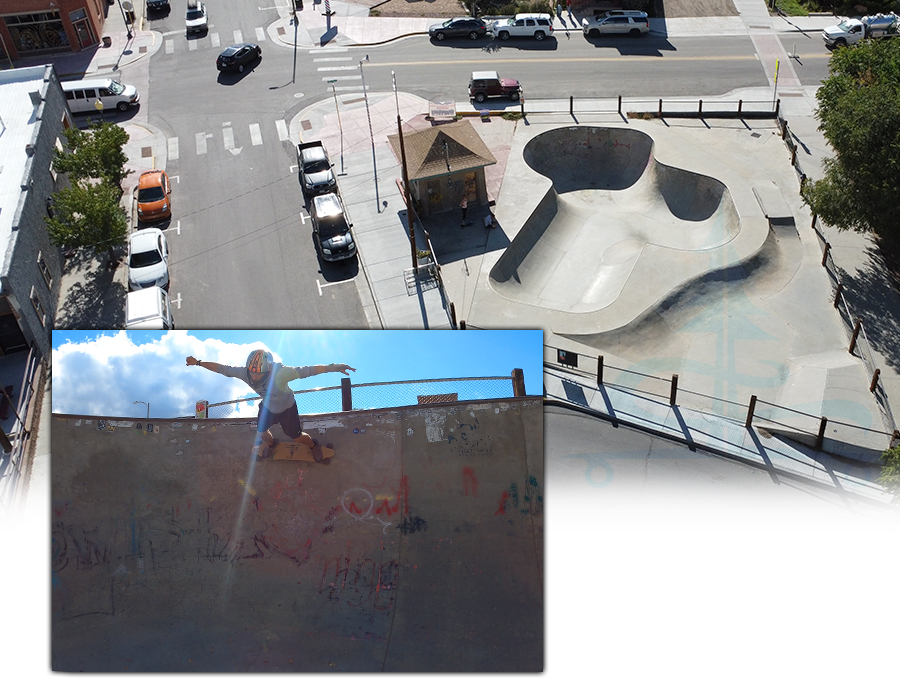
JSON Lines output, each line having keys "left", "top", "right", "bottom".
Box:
{"left": 102, "top": 36, "right": 112, "bottom": 47}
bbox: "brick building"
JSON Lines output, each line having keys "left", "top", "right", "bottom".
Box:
{"left": 0, "top": 0, "right": 107, "bottom": 61}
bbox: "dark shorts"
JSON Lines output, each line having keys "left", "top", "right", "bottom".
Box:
{"left": 257, "top": 400, "right": 303, "bottom": 439}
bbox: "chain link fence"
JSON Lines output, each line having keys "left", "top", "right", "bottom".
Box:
{"left": 205, "top": 376, "right": 517, "bottom": 419}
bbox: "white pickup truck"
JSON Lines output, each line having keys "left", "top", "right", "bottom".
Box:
{"left": 822, "top": 13, "right": 899, "bottom": 48}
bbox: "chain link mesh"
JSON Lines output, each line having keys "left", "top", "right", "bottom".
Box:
{"left": 204, "top": 377, "right": 514, "bottom": 419}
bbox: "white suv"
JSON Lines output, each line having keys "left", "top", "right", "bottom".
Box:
{"left": 491, "top": 13, "right": 554, "bottom": 41}
{"left": 581, "top": 12, "right": 650, "bottom": 38}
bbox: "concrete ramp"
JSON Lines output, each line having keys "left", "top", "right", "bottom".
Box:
{"left": 51, "top": 398, "right": 543, "bottom": 672}
{"left": 490, "top": 126, "right": 741, "bottom": 315}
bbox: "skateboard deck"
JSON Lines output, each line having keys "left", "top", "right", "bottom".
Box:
{"left": 269, "top": 441, "right": 334, "bottom": 463}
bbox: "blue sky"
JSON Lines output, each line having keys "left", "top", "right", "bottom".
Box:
{"left": 51, "top": 330, "right": 543, "bottom": 418}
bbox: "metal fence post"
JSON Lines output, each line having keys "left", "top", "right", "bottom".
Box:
{"left": 450, "top": 302, "right": 457, "bottom": 328}
{"left": 617, "top": 94, "right": 622, "bottom": 116}
{"left": 669, "top": 374, "right": 678, "bottom": 406}
{"left": 658, "top": 98, "right": 662, "bottom": 117}
{"left": 511, "top": 368, "right": 526, "bottom": 397}
{"left": 341, "top": 378, "right": 352, "bottom": 411}
{"left": 569, "top": 95, "right": 574, "bottom": 116}
{"left": 849, "top": 319, "right": 862, "bottom": 354}
{"left": 460, "top": 320, "right": 466, "bottom": 330}
{"left": 698, "top": 99, "right": 702, "bottom": 115}
{"left": 738, "top": 99, "right": 742, "bottom": 116}
{"left": 597, "top": 355, "right": 604, "bottom": 387}
{"left": 816, "top": 417, "right": 827, "bottom": 450}
{"left": 746, "top": 395, "right": 757, "bottom": 428}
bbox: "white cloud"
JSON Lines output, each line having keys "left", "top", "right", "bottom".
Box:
{"left": 51, "top": 332, "right": 281, "bottom": 418}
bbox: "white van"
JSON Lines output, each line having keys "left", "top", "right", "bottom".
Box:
{"left": 61, "top": 78, "right": 140, "bottom": 114}
{"left": 125, "top": 287, "right": 174, "bottom": 329}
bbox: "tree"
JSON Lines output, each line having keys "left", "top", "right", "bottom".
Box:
{"left": 52, "top": 121, "right": 133, "bottom": 191}
{"left": 46, "top": 181, "right": 128, "bottom": 266}
{"left": 879, "top": 444, "right": 900, "bottom": 503}
{"left": 801, "top": 38, "right": 900, "bottom": 238}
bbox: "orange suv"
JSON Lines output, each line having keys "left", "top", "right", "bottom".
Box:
{"left": 136, "top": 170, "right": 172, "bottom": 222}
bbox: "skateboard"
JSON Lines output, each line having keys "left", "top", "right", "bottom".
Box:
{"left": 267, "top": 440, "right": 334, "bottom": 463}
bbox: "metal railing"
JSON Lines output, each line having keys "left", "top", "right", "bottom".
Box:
{"left": 545, "top": 343, "right": 900, "bottom": 458}
{"left": 0, "top": 346, "right": 44, "bottom": 510}
{"left": 205, "top": 373, "right": 524, "bottom": 418}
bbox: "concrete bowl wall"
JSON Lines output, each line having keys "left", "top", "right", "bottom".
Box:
{"left": 490, "top": 126, "right": 742, "bottom": 315}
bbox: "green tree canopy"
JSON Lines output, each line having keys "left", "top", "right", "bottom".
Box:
{"left": 801, "top": 38, "right": 900, "bottom": 237}
{"left": 878, "top": 444, "right": 900, "bottom": 503}
{"left": 46, "top": 181, "right": 128, "bottom": 265}
{"left": 52, "top": 121, "right": 133, "bottom": 190}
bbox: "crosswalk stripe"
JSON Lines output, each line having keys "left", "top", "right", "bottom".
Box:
{"left": 234, "top": 29, "right": 243, "bottom": 43}
{"left": 196, "top": 132, "right": 208, "bottom": 155}
{"left": 256, "top": 27, "right": 266, "bottom": 42}
{"left": 322, "top": 75, "right": 361, "bottom": 81}
{"left": 333, "top": 86, "right": 362, "bottom": 92}
{"left": 250, "top": 123, "right": 263, "bottom": 146}
{"left": 189, "top": 41, "right": 197, "bottom": 51}
{"left": 168, "top": 137, "right": 179, "bottom": 161}
{"left": 211, "top": 32, "right": 220, "bottom": 47}
{"left": 317, "top": 65, "right": 358, "bottom": 72}
{"left": 313, "top": 57, "right": 351, "bottom": 62}
{"left": 223, "top": 126, "right": 235, "bottom": 151}
{"left": 275, "top": 119, "right": 288, "bottom": 141}
{"left": 165, "top": 39, "right": 174, "bottom": 54}
{"left": 309, "top": 47, "right": 349, "bottom": 54}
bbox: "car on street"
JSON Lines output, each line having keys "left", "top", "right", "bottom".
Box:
{"left": 216, "top": 43, "right": 262, "bottom": 73}
{"left": 468, "top": 71, "right": 521, "bottom": 103}
{"left": 428, "top": 17, "right": 488, "bottom": 40}
{"left": 581, "top": 12, "right": 650, "bottom": 38}
{"left": 185, "top": 0, "right": 208, "bottom": 35}
{"left": 136, "top": 170, "right": 172, "bottom": 222}
{"left": 147, "top": 0, "right": 170, "bottom": 13}
{"left": 490, "top": 13, "right": 554, "bottom": 41}
{"left": 127, "top": 228, "right": 170, "bottom": 291}
{"left": 310, "top": 192, "right": 356, "bottom": 262}
{"left": 297, "top": 141, "right": 337, "bottom": 199}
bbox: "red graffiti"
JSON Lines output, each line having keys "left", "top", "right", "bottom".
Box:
{"left": 374, "top": 499, "right": 395, "bottom": 516}
{"left": 494, "top": 491, "right": 510, "bottom": 516}
{"left": 273, "top": 481, "right": 284, "bottom": 500}
{"left": 462, "top": 466, "right": 479, "bottom": 496}
{"left": 53, "top": 503, "right": 69, "bottom": 518}
{"left": 347, "top": 501, "right": 364, "bottom": 514}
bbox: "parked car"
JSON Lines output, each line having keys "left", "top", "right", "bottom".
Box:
{"left": 429, "top": 17, "right": 488, "bottom": 40}
{"left": 185, "top": 0, "right": 208, "bottom": 35}
{"left": 490, "top": 13, "right": 554, "bottom": 41}
{"left": 581, "top": 12, "right": 650, "bottom": 38}
{"left": 468, "top": 71, "right": 521, "bottom": 103}
{"left": 822, "top": 13, "right": 899, "bottom": 48}
{"left": 127, "top": 228, "right": 170, "bottom": 291}
{"left": 216, "top": 43, "right": 262, "bottom": 73}
{"left": 310, "top": 192, "right": 356, "bottom": 262}
{"left": 146, "top": 0, "right": 170, "bottom": 13}
{"left": 60, "top": 78, "right": 140, "bottom": 113}
{"left": 136, "top": 170, "right": 171, "bottom": 222}
{"left": 297, "top": 141, "right": 337, "bottom": 199}
{"left": 125, "top": 287, "right": 175, "bottom": 329}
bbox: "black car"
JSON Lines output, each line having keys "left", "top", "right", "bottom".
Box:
{"left": 216, "top": 43, "right": 261, "bottom": 73}
{"left": 428, "top": 17, "right": 488, "bottom": 41}
{"left": 310, "top": 193, "right": 356, "bottom": 262}
{"left": 147, "top": 0, "right": 170, "bottom": 12}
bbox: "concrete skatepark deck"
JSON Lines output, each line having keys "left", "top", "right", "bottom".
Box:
{"left": 51, "top": 397, "right": 543, "bottom": 672}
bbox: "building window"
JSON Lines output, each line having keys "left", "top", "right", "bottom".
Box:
{"left": 30, "top": 287, "right": 46, "bottom": 326}
{"left": 37, "top": 252, "right": 52, "bottom": 289}
{"left": 5, "top": 11, "right": 70, "bottom": 54}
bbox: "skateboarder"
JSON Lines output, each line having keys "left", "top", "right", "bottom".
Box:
{"left": 186, "top": 350, "right": 354, "bottom": 461}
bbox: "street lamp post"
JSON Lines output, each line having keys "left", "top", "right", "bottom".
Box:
{"left": 359, "top": 55, "right": 381, "bottom": 211}
{"left": 133, "top": 400, "right": 149, "bottom": 418}
{"left": 327, "top": 79, "right": 345, "bottom": 175}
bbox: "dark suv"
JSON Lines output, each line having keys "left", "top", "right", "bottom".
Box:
{"left": 468, "top": 71, "right": 521, "bottom": 103}
{"left": 297, "top": 141, "right": 337, "bottom": 199}
{"left": 429, "top": 17, "right": 488, "bottom": 41}
{"left": 147, "top": 0, "right": 170, "bottom": 12}
{"left": 310, "top": 192, "right": 356, "bottom": 262}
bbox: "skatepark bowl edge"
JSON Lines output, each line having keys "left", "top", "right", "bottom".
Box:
{"left": 50, "top": 397, "right": 544, "bottom": 672}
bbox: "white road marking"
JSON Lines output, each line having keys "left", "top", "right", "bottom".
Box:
{"left": 309, "top": 47, "right": 349, "bottom": 53}
{"left": 334, "top": 86, "right": 362, "bottom": 92}
{"left": 170, "top": 175, "right": 180, "bottom": 183}
{"left": 275, "top": 119, "right": 288, "bottom": 141}
{"left": 317, "top": 278, "right": 355, "bottom": 296}
{"left": 211, "top": 32, "right": 220, "bottom": 47}
{"left": 249, "top": 123, "right": 263, "bottom": 146}
{"left": 289, "top": 164, "right": 299, "bottom": 173}
{"left": 317, "top": 65, "right": 359, "bottom": 72}
{"left": 173, "top": 220, "right": 182, "bottom": 235}
{"left": 313, "top": 57, "right": 352, "bottom": 62}
{"left": 189, "top": 41, "right": 198, "bottom": 51}
{"left": 196, "top": 132, "right": 209, "bottom": 155}
{"left": 234, "top": 29, "right": 243, "bottom": 43}
{"left": 255, "top": 27, "right": 266, "bottom": 42}
{"left": 223, "top": 126, "right": 235, "bottom": 150}
{"left": 172, "top": 293, "right": 182, "bottom": 309}
{"left": 322, "top": 75, "right": 361, "bottom": 81}
{"left": 168, "top": 137, "right": 179, "bottom": 160}
{"left": 165, "top": 39, "right": 174, "bottom": 54}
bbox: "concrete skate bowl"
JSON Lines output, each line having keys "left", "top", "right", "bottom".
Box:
{"left": 489, "top": 126, "right": 745, "bottom": 331}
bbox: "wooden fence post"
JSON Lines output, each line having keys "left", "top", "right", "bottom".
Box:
{"left": 746, "top": 395, "right": 757, "bottom": 428}
{"left": 669, "top": 374, "right": 678, "bottom": 406}
{"left": 597, "top": 355, "right": 604, "bottom": 387}
{"left": 341, "top": 378, "right": 352, "bottom": 411}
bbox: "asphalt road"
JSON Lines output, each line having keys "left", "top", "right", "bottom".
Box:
{"left": 138, "top": 2, "right": 831, "bottom": 328}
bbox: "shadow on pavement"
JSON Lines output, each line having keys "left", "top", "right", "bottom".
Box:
{"left": 56, "top": 248, "right": 127, "bottom": 329}
{"left": 582, "top": 35, "right": 677, "bottom": 54}
{"left": 842, "top": 246, "right": 900, "bottom": 371}
{"left": 317, "top": 253, "right": 360, "bottom": 282}
{"left": 483, "top": 38, "right": 559, "bottom": 53}
{"left": 419, "top": 206, "right": 510, "bottom": 264}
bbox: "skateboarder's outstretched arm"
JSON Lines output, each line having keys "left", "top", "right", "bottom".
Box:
{"left": 185, "top": 356, "right": 355, "bottom": 379}
{"left": 185, "top": 356, "right": 227, "bottom": 374}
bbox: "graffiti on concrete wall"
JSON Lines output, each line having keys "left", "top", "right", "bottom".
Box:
{"left": 318, "top": 542, "right": 398, "bottom": 611}
{"left": 494, "top": 475, "right": 543, "bottom": 517}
